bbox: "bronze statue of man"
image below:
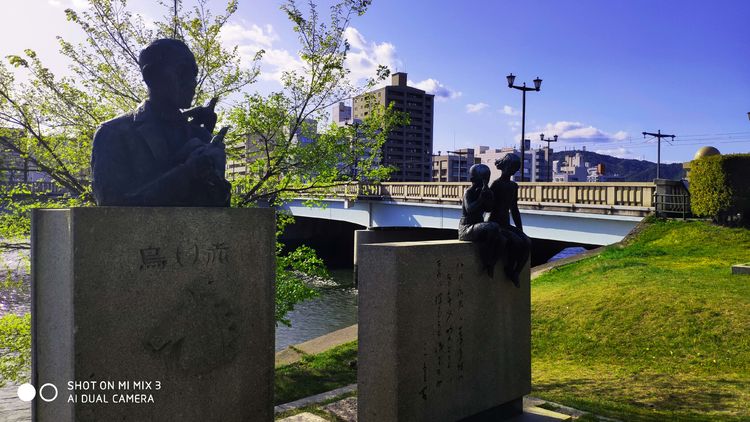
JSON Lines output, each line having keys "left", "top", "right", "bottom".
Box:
{"left": 91, "top": 38, "right": 231, "bottom": 206}
{"left": 489, "top": 154, "right": 531, "bottom": 287}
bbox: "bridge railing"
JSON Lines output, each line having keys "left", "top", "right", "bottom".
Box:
{"left": 0, "top": 181, "right": 68, "bottom": 197}
{"left": 303, "top": 181, "right": 657, "bottom": 215}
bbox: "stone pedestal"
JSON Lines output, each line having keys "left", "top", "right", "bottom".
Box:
{"left": 353, "top": 229, "right": 454, "bottom": 286}
{"left": 358, "top": 240, "right": 531, "bottom": 422}
{"left": 31, "top": 207, "right": 275, "bottom": 422}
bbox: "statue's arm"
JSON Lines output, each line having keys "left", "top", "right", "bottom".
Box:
{"left": 463, "top": 187, "right": 492, "bottom": 215}
{"left": 510, "top": 184, "right": 523, "bottom": 231}
{"left": 91, "top": 124, "right": 195, "bottom": 206}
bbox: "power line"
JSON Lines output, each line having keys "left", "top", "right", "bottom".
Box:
{"left": 675, "top": 131, "right": 750, "bottom": 138}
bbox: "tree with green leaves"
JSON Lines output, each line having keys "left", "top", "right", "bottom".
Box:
{"left": 0, "top": 0, "right": 408, "bottom": 386}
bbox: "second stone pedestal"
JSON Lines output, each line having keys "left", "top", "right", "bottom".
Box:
{"left": 358, "top": 239, "right": 530, "bottom": 421}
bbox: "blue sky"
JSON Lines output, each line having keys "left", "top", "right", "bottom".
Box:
{"left": 3, "top": 0, "right": 749, "bottom": 163}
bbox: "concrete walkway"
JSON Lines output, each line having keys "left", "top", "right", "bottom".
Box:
{"left": 277, "top": 394, "right": 575, "bottom": 421}
{"left": 0, "top": 384, "right": 30, "bottom": 422}
{"left": 276, "top": 324, "right": 358, "bottom": 367}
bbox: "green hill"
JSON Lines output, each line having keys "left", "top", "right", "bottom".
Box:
{"left": 551, "top": 150, "right": 685, "bottom": 181}
{"left": 532, "top": 219, "right": 750, "bottom": 421}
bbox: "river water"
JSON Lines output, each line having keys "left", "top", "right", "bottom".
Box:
{"left": 275, "top": 268, "right": 358, "bottom": 351}
{"left": 2, "top": 246, "right": 587, "bottom": 351}
{"left": 274, "top": 247, "right": 593, "bottom": 351}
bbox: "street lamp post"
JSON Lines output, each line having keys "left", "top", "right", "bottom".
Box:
{"left": 507, "top": 73, "right": 542, "bottom": 181}
{"left": 540, "top": 133, "right": 558, "bottom": 182}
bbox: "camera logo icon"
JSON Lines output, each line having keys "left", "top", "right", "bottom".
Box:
{"left": 17, "top": 383, "right": 58, "bottom": 402}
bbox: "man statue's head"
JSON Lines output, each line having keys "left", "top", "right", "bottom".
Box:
{"left": 139, "top": 39, "right": 198, "bottom": 110}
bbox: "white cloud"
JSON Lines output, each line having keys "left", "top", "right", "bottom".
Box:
{"left": 344, "top": 27, "right": 367, "bottom": 51}
{"left": 221, "top": 23, "right": 278, "bottom": 48}
{"left": 48, "top": 0, "right": 88, "bottom": 8}
{"left": 594, "top": 147, "right": 638, "bottom": 159}
{"left": 527, "top": 121, "right": 629, "bottom": 143}
{"left": 410, "top": 78, "right": 462, "bottom": 101}
{"left": 500, "top": 105, "right": 519, "bottom": 116}
{"left": 258, "top": 48, "right": 306, "bottom": 83}
{"left": 466, "top": 102, "right": 489, "bottom": 113}
{"left": 344, "top": 27, "right": 402, "bottom": 84}
{"left": 220, "top": 21, "right": 303, "bottom": 84}
{"left": 612, "top": 130, "right": 628, "bottom": 141}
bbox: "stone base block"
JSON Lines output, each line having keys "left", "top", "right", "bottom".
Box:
{"left": 358, "top": 239, "right": 531, "bottom": 422}
{"left": 31, "top": 207, "right": 275, "bottom": 421}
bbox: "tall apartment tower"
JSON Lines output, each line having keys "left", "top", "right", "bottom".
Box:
{"left": 353, "top": 72, "right": 434, "bottom": 182}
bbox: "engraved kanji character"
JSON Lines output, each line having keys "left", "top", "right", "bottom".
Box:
{"left": 205, "top": 242, "right": 229, "bottom": 265}
{"left": 140, "top": 247, "right": 167, "bottom": 270}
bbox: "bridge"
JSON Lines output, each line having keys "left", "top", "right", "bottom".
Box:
{"left": 283, "top": 181, "right": 688, "bottom": 245}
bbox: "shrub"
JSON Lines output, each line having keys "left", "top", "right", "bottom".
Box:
{"left": 690, "top": 153, "right": 750, "bottom": 226}
{"left": 0, "top": 313, "right": 31, "bottom": 387}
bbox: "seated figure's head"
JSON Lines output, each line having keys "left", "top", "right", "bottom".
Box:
{"left": 494, "top": 153, "right": 521, "bottom": 177}
{"left": 139, "top": 39, "right": 198, "bottom": 109}
{"left": 469, "top": 164, "right": 491, "bottom": 186}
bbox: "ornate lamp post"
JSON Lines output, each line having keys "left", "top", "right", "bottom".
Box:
{"left": 540, "top": 133, "right": 558, "bottom": 182}
{"left": 507, "top": 73, "right": 542, "bottom": 181}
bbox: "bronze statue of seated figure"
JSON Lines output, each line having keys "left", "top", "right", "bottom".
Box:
{"left": 489, "top": 154, "right": 531, "bottom": 287}
{"left": 458, "top": 164, "right": 505, "bottom": 277}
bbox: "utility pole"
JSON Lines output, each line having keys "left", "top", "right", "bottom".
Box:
{"left": 642, "top": 130, "right": 675, "bottom": 179}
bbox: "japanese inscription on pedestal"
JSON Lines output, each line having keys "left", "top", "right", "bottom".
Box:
{"left": 420, "top": 259, "right": 465, "bottom": 400}
{"left": 139, "top": 242, "right": 230, "bottom": 270}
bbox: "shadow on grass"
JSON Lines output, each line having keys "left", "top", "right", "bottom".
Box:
{"left": 533, "top": 374, "right": 749, "bottom": 421}
{"left": 274, "top": 341, "right": 358, "bottom": 405}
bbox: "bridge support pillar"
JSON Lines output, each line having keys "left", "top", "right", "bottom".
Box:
{"left": 353, "top": 228, "right": 455, "bottom": 286}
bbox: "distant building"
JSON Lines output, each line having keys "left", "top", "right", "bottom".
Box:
{"left": 553, "top": 152, "right": 623, "bottom": 182}
{"left": 474, "top": 145, "right": 553, "bottom": 182}
{"left": 432, "top": 148, "right": 475, "bottom": 182}
{"left": 0, "top": 147, "right": 49, "bottom": 184}
{"left": 332, "top": 102, "right": 353, "bottom": 127}
{"left": 353, "top": 72, "right": 434, "bottom": 182}
{"left": 553, "top": 152, "right": 589, "bottom": 182}
{"left": 0, "top": 130, "right": 62, "bottom": 195}
{"left": 226, "top": 119, "right": 318, "bottom": 181}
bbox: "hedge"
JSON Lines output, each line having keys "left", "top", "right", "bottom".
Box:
{"left": 690, "top": 153, "right": 750, "bottom": 226}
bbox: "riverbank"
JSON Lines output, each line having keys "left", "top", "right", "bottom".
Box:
{"left": 0, "top": 245, "right": 30, "bottom": 317}
{"left": 272, "top": 219, "right": 750, "bottom": 421}
{"left": 532, "top": 219, "right": 750, "bottom": 421}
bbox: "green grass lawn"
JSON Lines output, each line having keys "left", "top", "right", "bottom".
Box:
{"left": 531, "top": 219, "right": 750, "bottom": 421}
{"left": 275, "top": 341, "right": 358, "bottom": 405}
{"left": 275, "top": 220, "right": 750, "bottom": 421}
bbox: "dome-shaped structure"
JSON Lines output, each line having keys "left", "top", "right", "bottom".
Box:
{"left": 694, "top": 146, "right": 720, "bottom": 160}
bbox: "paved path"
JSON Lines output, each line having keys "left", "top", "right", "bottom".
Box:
{"left": 277, "top": 394, "right": 574, "bottom": 421}
{"left": 276, "top": 324, "right": 358, "bottom": 367}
